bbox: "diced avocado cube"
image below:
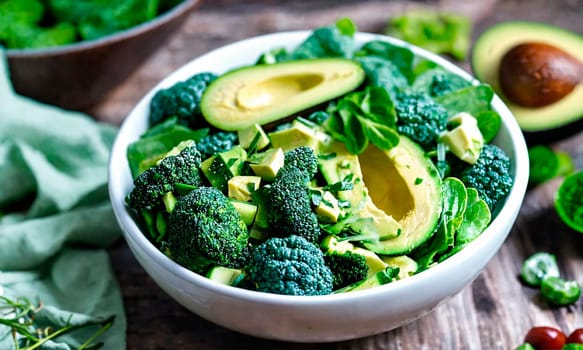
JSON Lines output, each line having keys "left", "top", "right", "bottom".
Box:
{"left": 314, "top": 190, "right": 341, "bottom": 223}
{"left": 238, "top": 124, "right": 270, "bottom": 151}
{"left": 440, "top": 112, "right": 484, "bottom": 165}
{"left": 382, "top": 255, "right": 418, "bottom": 280}
{"left": 200, "top": 146, "right": 247, "bottom": 192}
{"left": 162, "top": 192, "right": 178, "bottom": 213}
{"left": 248, "top": 147, "right": 284, "bottom": 181}
{"left": 230, "top": 199, "right": 258, "bottom": 226}
{"left": 228, "top": 176, "right": 261, "bottom": 202}
{"left": 206, "top": 266, "right": 245, "bottom": 286}
{"left": 268, "top": 121, "right": 331, "bottom": 152}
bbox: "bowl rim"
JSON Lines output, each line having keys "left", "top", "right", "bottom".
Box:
{"left": 109, "top": 30, "right": 529, "bottom": 306}
{"left": 5, "top": 0, "right": 202, "bottom": 58}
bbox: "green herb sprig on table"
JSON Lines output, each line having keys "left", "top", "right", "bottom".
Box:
{"left": 0, "top": 295, "right": 114, "bottom": 350}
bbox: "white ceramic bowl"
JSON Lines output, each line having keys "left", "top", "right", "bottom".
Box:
{"left": 108, "top": 31, "right": 529, "bottom": 342}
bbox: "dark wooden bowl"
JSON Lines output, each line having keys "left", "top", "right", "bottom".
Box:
{"left": 5, "top": 0, "right": 202, "bottom": 111}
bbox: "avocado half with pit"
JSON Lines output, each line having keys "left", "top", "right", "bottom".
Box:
{"left": 200, "top": 58, "right": 365, "bottom": 131}
{"left": 472, "top": 21, "right": 583, "bottom": 142}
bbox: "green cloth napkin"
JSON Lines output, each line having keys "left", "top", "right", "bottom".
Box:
{"left": 0, "top": 51, "right": 126, "bottom": 349}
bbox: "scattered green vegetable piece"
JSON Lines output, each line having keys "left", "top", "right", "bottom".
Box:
{"left": 514, "top": 344, "right": 535, "bottom": 350}
{"left": 528, "top": 145, "right": 574, "bottom": 185}
{"left": 385, "top": 10, "right": 472, "bottom": 61}
{"left": 520, "top": 252, "right": 560, "bottom": 287}
{"left": 563, "top": 344, "right": 583, "bottom": 350}
{"left": 555, "top": 171, "right": 583, "bottom": 233}
{"left": 540, "top": 275, "right": 581, "bottom": 306}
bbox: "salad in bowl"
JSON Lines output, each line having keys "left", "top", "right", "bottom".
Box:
{"left": 109, "top": 18, "right": 528, "bottom": 341}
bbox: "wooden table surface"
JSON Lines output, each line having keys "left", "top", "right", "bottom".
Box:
{"left": 94, "top": 1, "right": 583, "bottom": 349}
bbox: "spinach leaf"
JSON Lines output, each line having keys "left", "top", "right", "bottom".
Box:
{"left": 324, "top": 87, "right": 399, "bottom": 154}
{"left": 435, "top": 84, "right": 494, "bottom": 117}
{"left": 456, "top": 187, "right": 491, "bottom": 245}
{"left": 127, "top": 122, "right": 208, "bottom": 178}
{"left": 290, "top": 18, "right": 356, "bottom": 59}
{"left": 412, "top": 68, "right": 471, "bottom": 97}
{"left": 356, "top": 56, "right": 409, "bottom": 100}
{"left": 474, "top": 110, "right": 502, "bottom": 143}
{"left": 356, "top": 40, "right": 415, "bottom": 81}
{"left": 413, "top": 177, "right": 468, "bottom": 269}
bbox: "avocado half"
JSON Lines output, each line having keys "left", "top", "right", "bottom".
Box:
{"left": 472, "top": 21, "right": 583, "bottom": 142}
{"left": 200, "top": 58, "right": 365, "bottom": 131}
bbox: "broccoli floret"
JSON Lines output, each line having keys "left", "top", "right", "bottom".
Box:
{"left": 196, "top": 131, "right": 238, "bottom": 160}
{"left": 395, "top": 92, "right": 448, "bottom": 150}
{"left": 456, "top": 144, "right": 513, "bottom": 210}
{"left": 324, "top": 250, "right": 368, "bottom": 290}
{"left": 428, "top": 72, "right": 471, "bottom": 97}
{"left": 167, "top": 187, "right": 250, "bottom": 275}
{"left": 247, "top": 235, "right": 334, "bottom": 296}
{"left": 127, "top": 144, "right": 203, "bottom": 210}
{"left": 283, "top": 146, "right": 319, "bottom": 180}
{"left": 149, "top": 72, "right": 217, "bottom": 128}
{"left": 267, "top": 148, "right": 321, "bottom": 242}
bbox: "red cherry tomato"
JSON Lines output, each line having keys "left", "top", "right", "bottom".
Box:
{"left": 567, "top": 328, "right": 583, "bottom": 344}
{"left": 524, "top": 326, "right": 566, "bottom": 350}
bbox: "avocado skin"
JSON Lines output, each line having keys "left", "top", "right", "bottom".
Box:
{"left": 523, "top": 117, "right": 583, "bottom": 144}
{"left": 471, "top": 21, "right": 583, "bottom": 143}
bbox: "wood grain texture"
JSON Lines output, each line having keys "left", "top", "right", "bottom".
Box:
{"left": 99, "top": 0, "right": 583, "bottom": 348}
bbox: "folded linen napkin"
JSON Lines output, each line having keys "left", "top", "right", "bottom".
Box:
{"left": 0, "top": 51, "right": 126, "bottom": 349}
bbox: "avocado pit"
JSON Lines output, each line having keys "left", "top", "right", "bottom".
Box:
{"left": 498, "top": 42, "right": 583, "bottom": 108}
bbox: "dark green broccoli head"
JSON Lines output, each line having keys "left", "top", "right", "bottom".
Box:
{"left": 457, "top": 144, "right": 513, "bottom": 210}
{"left": 428, "top": 73, "right": 471, "bottom": 97}
{"left": 149, "top": 72, "right": 217, "bottom": 128}
{"left": 127, "top": 145, "right": 203, "bottom": 210}
{"left": 247, "top": 235, "right": 334, "bottom": 296}
{"left": 324, "top": 250, "right": 368, "bottom": 290}
{"left": 197, "top": 131, "right": 238, "bottom": 160}
{"left": 395, "top": 92, "right": 448, "bottom": 150}
{"left": 268, "top": 167, "right": 321, "bottom": 243}
{"left": 168, "top": 187, "right": 250, "bottom": 275}
{"left": 283, "top": 146, "right": 319, "bottom": 180}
